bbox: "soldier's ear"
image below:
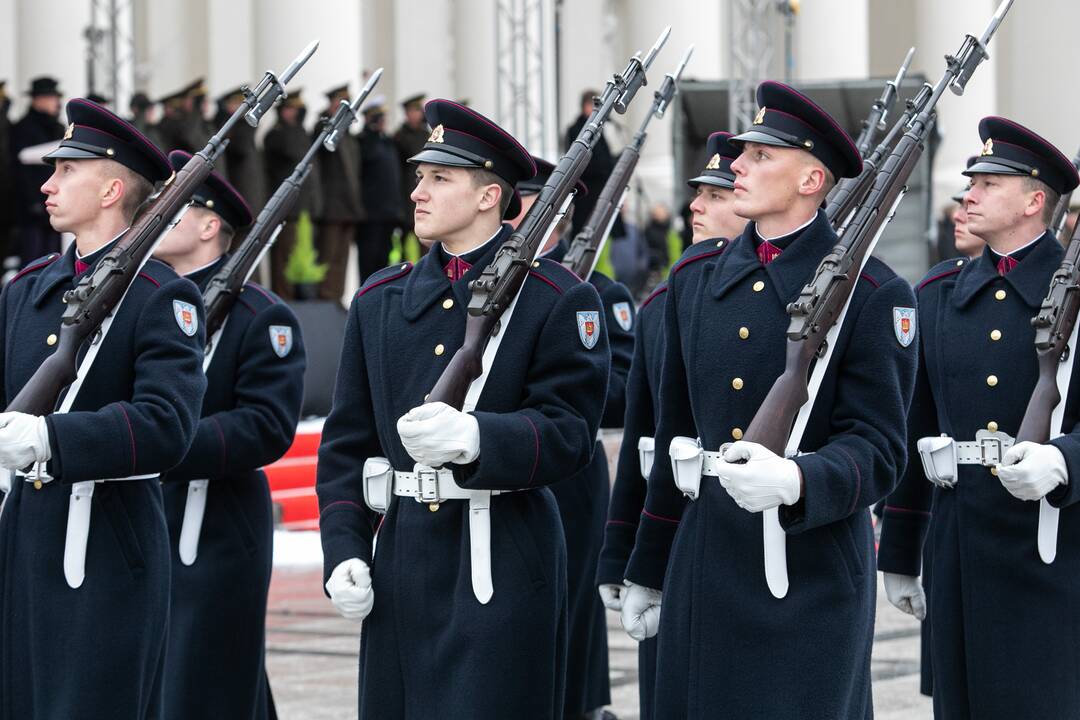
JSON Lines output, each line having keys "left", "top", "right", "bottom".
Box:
{"left": 100, "top": 176, "right": 125, "bottom": 211}
{"left": 797, "top": 163, "right": 826, "bottom": 198}
{"left": 478, "top": 182, "right": 502, "bottom": 213}
{"left": 1023, "top": 186, "right": 1046, "bottom": 219}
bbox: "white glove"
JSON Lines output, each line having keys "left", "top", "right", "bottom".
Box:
{"left": 883, "top": 572, "right": 926, "bottom": 621}
{"left": 396, "top": 401, "right": 480, "bottom": 467}
{"left": 997, "top": 441, "right": 1068, "bottom": 501}
{"left": 620, "top": 582, "right": 662, "bottom": 641}
{"left": 598, "top": 583, "right": 626, "bottom": 611}
{"left": 715, "top": 441, "right": 801, "bottom": 512}
{"left": 325, "top": 558, "right": 374, "bottom": 621}
{"left": 0, "top": 412, "right": 51, "bottom": 471}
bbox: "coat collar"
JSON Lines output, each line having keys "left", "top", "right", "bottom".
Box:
{"left": 184, "top": 254, "right": 229, "bottom": 292}
{"left": 710, "top": 210, "right": 835, "bottom": 303}
{"left": 402, "top": 224, "right": 511, "bottom": 320}
{"left": 952, "top": 230, "right": 1062, "bottom": 309}
{"left": 32, "top": 238, "right": 119, "bottom": 308}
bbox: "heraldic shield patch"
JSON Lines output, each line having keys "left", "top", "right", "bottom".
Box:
{"left": 577, "top": 311, "right": 599, "bottom": 350}
{"left": 173, "top": 300, "right": 198, "bottom": 337}
{"left": 893, "top": 307, "right": 916, "bottom": 347}
{"left": 269, "top": 325, "right": 294, "bottom": 358}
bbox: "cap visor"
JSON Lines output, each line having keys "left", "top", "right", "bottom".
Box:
{"left": 962, "top": 160, "right": 1028, "bottom": 178}
{"left": 729, "top": 129, "right": 801, "bottom": 150}
{"left": 40, "top": 143, "right": 99, "bottom": 165}
{"left": 687, "top": 174, "right": 735, "bottom": 190}
{"left": 407, "top": 147, "right": 479, "bottom": 168}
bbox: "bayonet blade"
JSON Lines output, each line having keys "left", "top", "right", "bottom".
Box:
{"left": 280, "top": 39, "right": 319, "bottom": 87}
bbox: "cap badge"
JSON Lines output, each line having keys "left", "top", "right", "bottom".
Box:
{"left": 63, "top": 123, "right": 74, "bottom": 141}
{"left": 428, "top": 124, "right": 445, "bottom": 143}
{"left": 753, "top": 106, "right": 767, "bottom": 125}
{"left": 705, "top": 153, "right": 721, "bottom": 171}
{"left": 981, "top": 138, "right": 994, "bottom": 157}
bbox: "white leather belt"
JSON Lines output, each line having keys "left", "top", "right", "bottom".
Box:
{"left": 362, "top": 457, "right": 517, "bottom": 605}
{"left": 917, "top": 430, "right": 1014, "bottom": 489}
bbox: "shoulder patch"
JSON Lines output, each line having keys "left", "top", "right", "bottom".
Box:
{"left": 269, "top": 325, "right": 294, "bottom": 357}
{"left": 612, "top": 301, "right": 633, "bottom": 332}
{"left": 357, "top": 262, "right": 413, "bottom": 298}
{"left": 893, "top": 307, "right": 916, "bottom": 347}
{"left": 173, "top": 299, "right": 199, "bottom": 337}
{"left": 9, "top": 253, "right": 60, "bottom": 284}
{"left": 576, "top": 310, "right": 600, "bottom": 349}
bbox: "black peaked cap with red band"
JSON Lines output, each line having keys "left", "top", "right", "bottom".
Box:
{"left": 688, "top": 131, "right": 739, "bottom": 189}
{"left": 168, "top": 150, "right": 253, "bottom": 229}
{"left": 517, "top": 156, "right": 588, "bottom": 198}
{"left": 408, "top": 99, "right": 536, "bottom": 218}
{"left": 731, "top": 81, "right": 862, "bottom": 180}
{"left": 964, "top": 116, "right": 1079, "bottom": 195}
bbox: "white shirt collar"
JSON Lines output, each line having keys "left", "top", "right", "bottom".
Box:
{"left": 754, "top": 213, "right": 817, "bottom": 243}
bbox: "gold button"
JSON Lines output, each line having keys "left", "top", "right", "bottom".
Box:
{"left": 995, "top": 289, "right": 1007, "bottom": 301}
{"left": 732, "top": 427, "right": 744, "bottom": 440}
{"left": 716, "top": 240, "right": 724, "bottom": 248}
{"left": 990, "top": 466, "right": 999, "bottom": 477}
{"left": 956, "top": 260, "right": 964, "bottom": 266}
{"left": 738, "top": 327, "right": 749, "bottom": 340}
{"left": 732, "top": 377, "right": 744, "bottom": 390}
{"left": 752, "top": 281, "right": 765, "bottom": 292}
{"left": 429, "top": 502, "right": 440, "bottom": 512}
{"left": 434, "top": 344, "right": 445, "bottom": 356}
{"left": 442, "top": 298, "right": 454, "bottom": 310}
{"left": 987, "top": 421, "right": 999, "bottom": 432}
{"left": 990, "top": 329, "right": 1002, "bottom": 341}
{"left": 532, "top": 261, "right": 540, "bottom": 268}
{"left": 46, "top": 333, "right": 57, "bottom": 346}
{"left": 986, "top": 374, "right": 998, "bottom": 387}
{"left": 401, "top": 264, "right": 408, "bottom": 271}
{"left": 33, "top": 479, "right": 42, "bottom": 490}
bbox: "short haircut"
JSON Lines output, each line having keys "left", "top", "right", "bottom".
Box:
{"left": 104, "top": 160, "right": 154, "bottom": 221}
{"left": 1022, "top": 175, "right": 1060, "bottom": 225}
{"left": 470, "top": 167, "right": 513, "bottom": 216}
{"left": 192, "top": 206, "right": 236, "bottom": 251}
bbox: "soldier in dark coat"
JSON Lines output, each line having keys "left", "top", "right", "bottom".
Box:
{"left": 214, "top": 87, "right": 266, "bottom": 211}
{"left": 0, "top": 99, "right": 206, "bottom": 720}
{"left": 9, "top": 76, "right": 64, "bottom": 264}
{"left": 263, "top": 90, "right": 320, "bottom": 300}
{"left": 596, "top": 131, "right": 746, "bottom": 720}
{"left": 154, "top": 78, "right": 208, "bottom": 154}
{"left": 356, "top": 95, "right": 402, "bottom": 281}
{"left": 317, "top": 99, "right": 610, "bottom": 719}
{"left": 392, "top": 92, "right": 428, "bottom": 239}
{"left": 508, "top": 156, "right": 633, "bottom": 720}
{"left": 878, "top": 117, "right": 1080, "bottom": 720}
{"left": 621, "top": 82, "right": 917, "bottom": 719}
{"left": 128, "top": 91, "right": 163, "bottom": 150}
{"left": 313, "top": 84, "right": 363, "bottom": 305}
{"left": 154, "top": 151, "right": 305, "bottom": 720}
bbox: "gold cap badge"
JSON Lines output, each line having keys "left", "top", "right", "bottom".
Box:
{"left": 981, "top": 138, "right": 994, "bottom": 157}
{"left": 705, "top": 154, "right": 721, "bottom": 171}
{"left": 427, "top": 124, "right": 445, "bottom": 143}
{"left": 63, "top": 123, "right": 74, "bottom": 141}
{"left": 753, "top": 106, "right": 767, "bottom": 125}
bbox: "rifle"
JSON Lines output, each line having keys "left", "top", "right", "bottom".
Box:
{"left": 424, "top": 26, "right": 671, "bottom": 411}
{"left": 745, "top": 0, "right": 1013, "bottom": 599}
{"left": 853, "top": 47, "right": 915, "bottom": 159}
{"left": 1049, "top": 147, "right": 1080, "bottom": 242}
{"left": 202, "top": 68, "right": 382, "bottom": 349}
{"left": 5, "top": 40, "right": 318, "bottom": 418}
{"left": 562, "top": 44, "right": 693, "bottom": 281}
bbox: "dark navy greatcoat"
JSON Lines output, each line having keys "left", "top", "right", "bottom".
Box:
{"left": 543, "top": 240, "right": 634, "bottom": 717}
{"left": 317, "top": 224, "right": 610, "bottom": 720}
{"left": 596, "top": 278, "right": 669, "bottom": 720}
{"left": 0, "top": 245, "right": 206, "bottom": 720}
{"left": 162, "top": 259, "right": 305, "bottom": 720}
{"left": 625, "top": 211, "right": 917, "bottom": 719}
{"left": 879, "top": 233, "right": 1080, "bottom": 719}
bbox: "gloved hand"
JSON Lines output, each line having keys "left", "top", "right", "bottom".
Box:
{"left": 997, "top": 441, "right": 1068, "bottom": 501}
{"left": 883, "top": 572, "right": 926, "bottom": 621}
{"left": 715, "top": 440, "right": 801, "bottom": 512}
{"left": 620, "top": 581, "right": 662, "bottom": 641}
{"left": 0, "top": 412, "right": 51, "bottom": 471}
{"left": 598, "top": 583, "right": 626, "bottom": 612}
{"left": 397, "top": 402, "right": 480, "bottom": 467}
{"left": 325, "top": 558, "right": 374, "bottom": 621}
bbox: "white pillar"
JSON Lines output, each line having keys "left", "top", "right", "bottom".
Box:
{"left": 392, "top": 0, "right": 454, "bottom": 113}
{"left": 0, "top": 0, "right": 18, "bottom": 109}
{"left": 14, "top": 0, "right": 93, "bottom": 113}
{"left": 206, "top": 0, "right": 255, "bottom": 96}
{"left": 794, "top": 0, "right": 868, "bottom": 81}
{"left": 137, "top": 0, "right": 209, "bottom": 99}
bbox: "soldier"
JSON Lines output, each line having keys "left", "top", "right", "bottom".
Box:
{"left": 595, "top": 131, "right": 746, "bottom": 720}
{"left": 154, "top": 150, "right": 305, "bottom": 720}
{"left": 155, "top": 78, "right": 206, "bottom": 154}
{"left": 357, "top": 94, "right": 402, "bottom": 281}
{"left": 509, "top": 156, "right": 634, "bottom": 720}
{"left": 263, "top": 89, "right": 320, "bottom": 300}
{"left": 0, "top": 99, "right": 206, "bottom": 718}
{"left": 128, "top": 91, "right": 163, "bottom": 149}
{"left": 878, "top": 117, "right": 1080, "bottom": 719}
{"left": 313, "top": 84, "right": 363, "bottom": 305}
{"left": 564, "top": 90, "right": 619, "bottom": 238}
{"left": 85, "top": 92, "right": 110, "bottom": 108}
{"left": 952, "top": 158, "right": 985, "bottom": 259}
{"left": 317, "top": 99, "right": 610, "bottom": 719}
{"left": 9, "top": 76, "right": 64, "bottom": 265}
{"left": 214, "top": 86, "right": 266, "bottom": 210}
{"left": 620, "top": 82, "right": 917, "bottom": 718}
{"left": 393, "top": 92, "right": 428, "bottom": 241}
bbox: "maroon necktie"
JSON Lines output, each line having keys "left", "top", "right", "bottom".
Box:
{"left": 756, "top": 241, "right": 782, "bottom": 265}
{"left": 443, "top": 256, "right": 472, "bottom": 282}
{"left": 74, "top": 258, "right": 89, "bottom": 276}
{"left": 996, "top": 255, "right": 1018, "bottom": 276}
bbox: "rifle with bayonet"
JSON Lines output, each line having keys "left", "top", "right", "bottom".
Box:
{"left": 745, "top": 0, "right": 1013, "bottom": 600}
{"left": 202, "top": 68, "right": 382, "bottom": 348}
{"left": 563, "top": 44, "right": 692, "bottom": 280}
{"left": 1049, "top": 147, "right": 1080, "bottom": 242}
{"left": 425, "top": 26, "right": 671, "bottom": 411}
{"left": 853, "top": 47, "right": 915, "bottom": 158}
{"left": 6, "top": 39, "right": 318, "bottom": 417}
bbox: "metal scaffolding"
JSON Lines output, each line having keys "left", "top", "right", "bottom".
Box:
{"left": 84, "top": 0, "right": 135, "bottom": 108}
{"left": 727, "top": 0, "right": 776, "bottom": 134}
{"left": 495, "top": 0, "right": 556, "bottom": 158}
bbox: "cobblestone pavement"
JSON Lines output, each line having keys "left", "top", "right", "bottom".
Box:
{"left": 266, "top": 566, "right": 932, "bottom": 720}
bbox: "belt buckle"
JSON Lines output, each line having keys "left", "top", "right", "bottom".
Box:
{"left": 975, "top": 430, "right": 1010, "bottom": 466}
{"left": 416, "top": 467, "right": 441, "bottom": 505}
